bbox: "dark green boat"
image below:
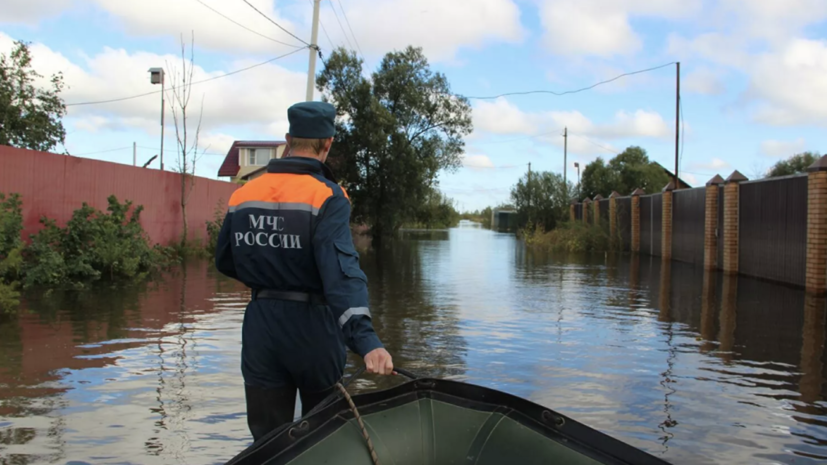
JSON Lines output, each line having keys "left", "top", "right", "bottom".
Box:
{"left": 226, "top": 370, "right": 671, "bottom": 465}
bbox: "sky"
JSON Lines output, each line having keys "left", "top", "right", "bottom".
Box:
{"left": 2, "top": 0, "right": 826, "bottom": 212}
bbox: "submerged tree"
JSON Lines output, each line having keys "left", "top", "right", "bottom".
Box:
{"left": 510, "top": 171, "right": 571, "bottom": 231}
{"left": 316, "top": 46, "right": 473, "bottom": 243}
{"left": 166, "top": 32, "right": 205, "bottom": 249}
{"left": 0, "top": 40, "right": 67, "bottom": 152}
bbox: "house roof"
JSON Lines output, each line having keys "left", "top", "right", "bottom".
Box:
{"left": 217, "top": 140, "right": 286, "bottom": 177}
{"left": 653, "top": 162, "right": 692, "bottom": 188}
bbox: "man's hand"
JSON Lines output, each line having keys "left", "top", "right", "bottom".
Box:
{"left": 364, "top": 348, "right": 393, "bottom": 375}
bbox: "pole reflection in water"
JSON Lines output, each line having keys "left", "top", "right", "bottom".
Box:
{"left": 0, "top": 223, "right": 826, "bottom": 464}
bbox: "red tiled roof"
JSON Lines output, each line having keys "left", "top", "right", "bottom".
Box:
{"left": 217, "top": 140, "right": 286, "bottom": 177}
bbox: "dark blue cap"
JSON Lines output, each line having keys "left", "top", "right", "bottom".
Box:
{"left": 287, "top": 101, "right": 336, "bottom": 139}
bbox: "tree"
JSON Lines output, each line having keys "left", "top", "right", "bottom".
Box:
{"left": 166, "top": 32, "right": 205, "bottom": 249}
{"left": 767, "top": 152, "right": 821, "bottom": 177}
{"left": 579, "top": 157, "right": 615, "bottom": 200}
{"left": 579, "top": 146, "right": 669, "bottom": 199}
{"left": 316, "top": 46, "right": 473, "bottom": 244}
{"left": 510, "top": 171, "right": 571, "bottom": 231}
{"left": 0, "top": 40, "right": 67, "bottom": 152}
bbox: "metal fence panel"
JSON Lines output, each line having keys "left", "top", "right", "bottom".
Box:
{"left": 652, "top": 194, "right": 663, "bottom": 257}
{"left": 672, "top": 187, "right": 706, "bottom": 265}
{"left": 599, "top": 199, "right": 610, "bottom": 224}
{"left": 617, "top": 197, "right": 631, "bottom": 251}
{"left": 718, "top": 186, "right": 724, "bottom": 269}
{"left": 739, "top": 175, "right": 808, "bottom": 287}
{"left": 640, "top": 196, "right": 653, "bottom": 255}
{"left": 575, "top": 204, "right": 582, "bottom": 220}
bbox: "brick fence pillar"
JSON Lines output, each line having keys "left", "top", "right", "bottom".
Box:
{"left": 704, "top": 175, "right": 725, "bottom": 270}
{"left": 723, "top": 170, "right": 748, "bottom": 274}
{"left": 583, "top": 199, "right": 591, "bottom": 224}
{"left": 609, "top": 191, "right": 620, "bottom": 248}
{"left": 593, "top": 195, "right": 603, "bottom": 225}
{"left": 661, "top": 181, "right": 675, "bottom": 260}
{"left": 806, "top": 156, "right": 827, "bottom": 294}
{"left": 570, "top": 202, "right": 576, "bottom": 222}
{"left": 631, "top": 188, "right": 644, "bottom": 253}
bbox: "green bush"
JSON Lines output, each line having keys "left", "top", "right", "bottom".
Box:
{"left": 205, "top": 200, "right": 226, "bottom": 255}
{"left": 0, "top": 193, "right": 24, "bottom": 312}
{"left": 22, "top": 195, "right": 175, "bottom": 289}
{"left": 523, "top": 221, "right": 611, "bottom": 253}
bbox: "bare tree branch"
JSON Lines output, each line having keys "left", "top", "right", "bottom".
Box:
{"left": 165, "top": 31, "right": 205, "bottom": 248}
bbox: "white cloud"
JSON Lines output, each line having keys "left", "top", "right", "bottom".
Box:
{"left": 716, "top": 0, "right": 827, "bottom": 45}
{"left": 5, "top": 0, "right": 524, "bottom": 62}
{"left": 462, "top": 154, "right": 496, "bottom": 170}
{"left": 1, "top": 0, "right": 72, "bottom": 24}
{"left": 667, "top": 1, "right": 827, "bottom": 127}
{"left": 471, "top": 98, "right": 671, "bottom": 152}
{"left": 748, "top": 39, "right": 827, "bottom": 126}
{"left": 0, "top": 32, "right": 307, "bottom": 137}
{"left": 539, "top": 0, "right": 701, "bottom": 57}
{"left": 690, "top": 157, "right": 731, "bottom": 172}
{"left": 315, "top": 0, "right": 524, "bottom": 62}
{"left": 198, "top": 132, "right": 238, "bottom": 155}
{"left": 684, "top": 67, "right": 726, "bottom": 95}
{"left": 760, "top": 138, "right": 807, "bottom": 158}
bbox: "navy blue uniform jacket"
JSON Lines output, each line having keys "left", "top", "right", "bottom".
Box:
{"left": 214, "top": 156, "right": 382, "bottom": 358}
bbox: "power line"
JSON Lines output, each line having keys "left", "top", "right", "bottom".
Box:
{"left": 319, "top": 17, "right": 335, "bottom": 51}
{"left": 464, "top": 62, "right": 678, "bottom": 100}
{"left": 137, "top": 145, "right": 225, "bottom": 156}
{"left": 569, "top": 133, "right": 617, "bottom": 155}
{"left": 336, "top": 0, "right": 364, "bottom": 57}
{"left": 241, "top": 0, "right": 310, "bottom": 47}
{"left": 327, "top": 0, "right": 354, "bottom": 52}
{"left": 71, "top": 146, "right": 132, "bottom": 156}
{"left": 474, "top": 128, "right": 562, "bottom": 145}
{"left": 194, "top": 0, "right": 304, "bottom": 48}
{"left": 66, "top": 47, "right": 308, "bottom": 107}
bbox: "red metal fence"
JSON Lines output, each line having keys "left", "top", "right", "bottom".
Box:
{"left": 0, "top": 145, "right": 238, "bottom": 245}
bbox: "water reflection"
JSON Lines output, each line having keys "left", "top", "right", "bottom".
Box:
{"left": 0, "top": 224, "right": 826, "bottom": 464}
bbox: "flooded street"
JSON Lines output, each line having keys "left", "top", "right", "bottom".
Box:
{"left": 1, "top": 220, "right": 826, "bottom": 464}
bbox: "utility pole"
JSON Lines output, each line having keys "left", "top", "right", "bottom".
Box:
{"left": 133, "top": 142, "right": 136, "bottom": 166}
{"left": 563, "top": 127, "right": 568, "bottom": 196}
{"left": 527, "top": 162, "right": 532, "bottom": 223}
{"left": 674, "top": 61, "right": 680, "bottom": 189}
{"left": 305, "top": 0, "right": 321, "bottom": 101}
{"left": 160, "top": 77, "right": 165, "bottom": 170}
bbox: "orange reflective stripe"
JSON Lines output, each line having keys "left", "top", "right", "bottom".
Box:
{"left": 340, "top": 185, "right": 350, "bottom": 200}
{"left": 229, "top": 173, "right": 334, "bottom": 209}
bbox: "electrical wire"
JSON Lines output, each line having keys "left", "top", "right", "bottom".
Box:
{"left": 328, "top": 0, "right": 354, "bottom": 51}
{"left": 464, "top": 62, "right": 677, "bottom": 100}
{"left": 241, "top": 0, "right": 310, "bottom": 46}
{"left": 336, "top": 0, "right": 364, "bottom": 57}
{"left": 306, "top": 0, "right": 337, "bottom": 52}
{"left": 570, "top": 133, "right": 617, "bottom": 155}
{"left": 65, "top": 47, "right": 308, "bottom": 107}
{"left": 474, "top": 128, "right": 563, "bottom": 145}
{"left": 71, "top": 146, "right": 132, "bottom": 156}
{"left": 137, "top": 145, "right": 225, "bottom": 156}
{"left": 194, "top": 0, "right": 304, "bottom": 48}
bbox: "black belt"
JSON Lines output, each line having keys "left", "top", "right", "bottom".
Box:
{"left": 251, "top": 289, "right": 327, "bottom": 305}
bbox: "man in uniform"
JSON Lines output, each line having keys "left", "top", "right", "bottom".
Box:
{"left": 214, "top": 101, "right": 393, "bottom": 442}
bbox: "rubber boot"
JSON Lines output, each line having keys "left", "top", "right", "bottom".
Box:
{"left": 300, "top": 384, "right": 337, "bottom": 416}
{"left": 244, "top": 383, "right": 297, "bottom": 442}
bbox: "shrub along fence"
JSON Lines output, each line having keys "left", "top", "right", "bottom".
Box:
{"left": 570, "top": 155, "right": 827, "bottom": 295}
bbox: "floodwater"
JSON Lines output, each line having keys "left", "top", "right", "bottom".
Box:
{"left": 1, "top": 220, "right": 826, "bottom": 464}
